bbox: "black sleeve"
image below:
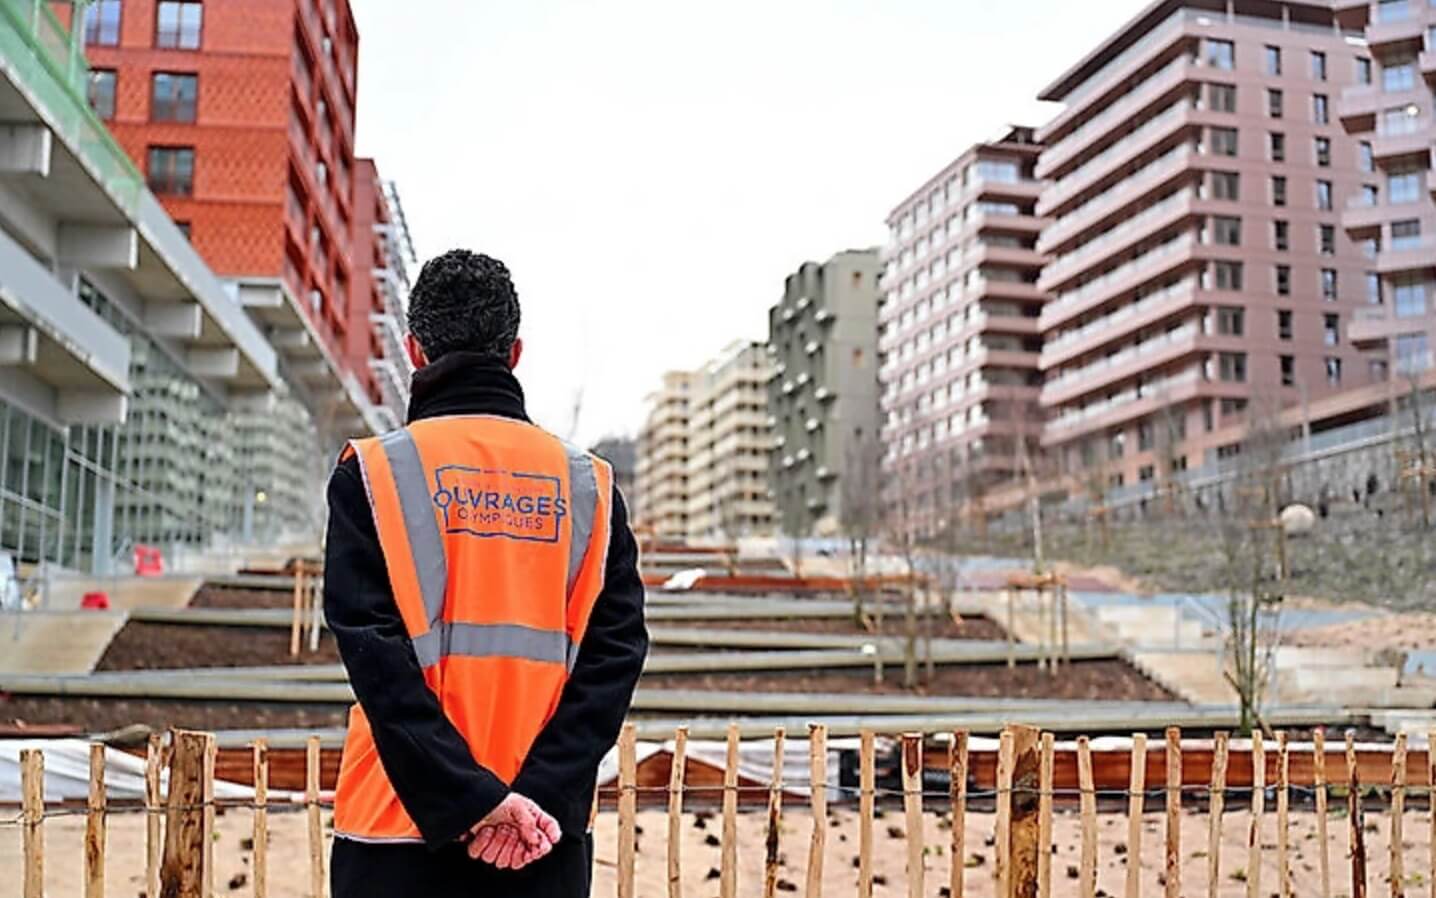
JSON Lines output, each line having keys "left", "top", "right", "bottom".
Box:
{"left": 323, "top": 456, "right": 509, "bottom": 849}
{"left": 511, "top": 488, "right": 649, "bottom": 835}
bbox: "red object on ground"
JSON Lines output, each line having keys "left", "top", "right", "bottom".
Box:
{"left": 80, "top": 591, "right": 110, "bottom": 610}
{"left": 133, "top": 545, "right": 164, "bottom": 577}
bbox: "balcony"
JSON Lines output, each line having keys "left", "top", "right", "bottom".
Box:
{"left": 1338, "top": 84, "right": 1381, "bottom": 127}
{"left": 1039, "top": 279, "right": 1198, "bottom": 370}
{"left": 1347, "top": 306, "right": 1403, "bottom": 345}
{"left": 972, "top": 278, "right": 1046, "bottom": 303}
{"left": 1365, "top": 15, "right": 1429, "bottom": 51}
{"left": 1423, "top": 50, "right": 1436, "bottom": 81}
{"left": 969, "top": 243, "right": 1046, "bottom": 270}
{"left": 1042, "top": 368, "right": 1204, "bottom": 445}
{"left": 1342, "top": 196, "right": 1388, "bottom": 234}
{"left": 1041, "top": 322, "right": 1204, "bottom": 408}
{"left": 1038, "top": 145, "right": 1193, "bottom": 254}
{"left": 1371, "top": 126, "right": 1431, "bottom": 162}
{"left": 1039, "top": 188, "right": 1197, "bottom": 293}
{"left": 1038, "top": 101, "right": 1195, "bottom": 218}
{"left": 1039, "top": 233, "right": 1198, "bottom": 331}
{"left": 1376, "top": 237, "right": 1436, "bottom": 274}
{"left": 815, "top": 308, "right": 834, "bottom": 324}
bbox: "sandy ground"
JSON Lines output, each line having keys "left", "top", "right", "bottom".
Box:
{"left": 1286, "top": 610, "right": 1436, "bottom": 656}
{"left": 2, "top": 804, "right": 1428, "bottom": 897}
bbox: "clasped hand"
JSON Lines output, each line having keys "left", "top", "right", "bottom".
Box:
{"left": 464, "top": 792, "right": 563, "bottom": 870}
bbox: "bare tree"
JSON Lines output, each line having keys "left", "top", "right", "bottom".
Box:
{"left": 881, "top": 455, "right": 928, "bottom": 689}
{"left": 1399, "top": 373, "right": 1433, "bottom": 530}
{"left": 840, "top": 432, "right": 883, "bottom": 624}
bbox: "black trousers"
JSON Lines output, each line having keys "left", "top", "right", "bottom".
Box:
{"left": 331, "top": 832, "right": 593, "bottom": 897}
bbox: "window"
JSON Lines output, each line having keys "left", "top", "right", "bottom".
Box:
{"left": 1377, "top": 0, "right": 1410, "bottom": 22}
{"left": 1324, "top": 314, "right": 1340, "bottom": 346}
{"left": 1207, "top": 39, "right": 1235, "bottom": 70}
{"left": 1276, "top": 265, "right": 1291, "bottom": 296}
{"left": 1314, "top": 137, "right": 1331, "bottom": 166}
{"left": 1273, "top": 220, "right": 1289, "bottom": 251}
{"left": 1214, "top": 216, "right": 1242, "bottom": 246}
{"left": 1280, "top": 355, "right": 1296, "bottom": 386}
{"left": 1271, "top": 175, "right": 1287, "bottom": 206}
{"left": 1367, "top": 272, "right": 1383, "bottom": 304}
{"left": 155, "top": 0, "right": 203, "bottom": 50}
{"left": 1208, "top": 83, "right": 1237, "bottom": 113}
{"left": 1382, "top": 104, "right": 1421, "bottom": 135}
{"left": 1389, "top": 170, "right": 1421, "bottom": 204}
{"left": 1315, "top": 180, "right": 1333, "bottom": 211}
{"left": 1210, "top": 127, "right": 1238, "bottom": 156}
{"left": 1267, "top": 88, "right": 1284, "bottom": 118}
{"left": 1392, "top": 219, "right": 1422, "bottom": 250}
{"left": 1219, "top": 352, "right": 1248, "bottom": 383}
{"left": 1265, "top": 45, "right": 1282, "bottom": 75}
{"left": 1216, "top": 306, "right": 1245, "bottom": 336}
{"left": 1396, "top": 333, "right": 1431, "bottom": 374}
{"left": 1213, "top": 261, "right": 1243, "bottom": 291}
{"left": 87, "top": 69, "right": 117, "bottom": 120}
{"left": 150, "top": 72, "right": 197, "bottom": 123}
{"left": 1310, "top": 51, "right": 1327, "bottom": 81}
{"left": 146, "top": 146, "right": 194, "bottom": 195}
{"left": 1312, "top": 94, "right": 1329, "bottom": 124}
{"left": 1359, "top": 141, "right": 1374, "bottom": 173}
{"left": 1361, "top": 184, "right": 1380, "bottom": 206}
{"left": 1393, "top": 275, "right": 1427, "bottom": 317}
{"left": 1211, "top": 171, "right": 1240, "bottom": 200}
{"left": 1319, "top": 224, "right": 1336, "bottom": 256}
{"left": 1356, "top": 58, "right": 1372, "bottom": 85}
{"left": 1269, "top": 132, "right": 1286, "bottom": 162}
{"left": 1321, "top": 269, "right": 1338, "bottom": 300}
{"left": 1277, "top": 309, "right": 1293, "bottom": 340}
{"left": 84, "top": 0, "right": 121, "bottom": 46}
{"left": 1138, "top": 421, "right": 1154, "bottom": 451}
{"left": 1383, "top": 59, "right": 1415, "bottom": 92}
{"left": 1371, "top": 359, "right": 1390, "bottom": 382}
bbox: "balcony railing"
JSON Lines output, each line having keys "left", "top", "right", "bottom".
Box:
{"left": 1039, "top": 145, "right": 1192, "bottom": 253}
{"left": 1041, "top": 278, "right": 1196, "bottom": 363}
{"left": 1041, "top": 188, "right": 1194, "bottom": 288}
{"left": 1047, "top": 367, "right": 1201, "bottom": 430}
{"left": 1048, "top": 100, "right": 1192, "bottom": 203}
{"left": 1041, "top": 233, "right": 1196, "bottom": 326}
{"left": 1044, "top": 321, "right": 1200, "bottom": 393}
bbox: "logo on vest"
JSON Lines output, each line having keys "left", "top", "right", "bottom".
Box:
{"left": 431, "top": 465, "right": 567, "bottom": 543}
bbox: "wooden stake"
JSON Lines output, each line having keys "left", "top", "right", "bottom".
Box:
{"left": 951, "top": 731, "right": 969, "bottom": 898}
{"left": 1208, "top": 732, "right": 1229, "bottom": 898}
{"left": 146, "top": 733, "right": 163, "bottom": 898}
{"left": 1164, "top": 727, "right": 1180, "bottom": 898}
{"left": 1348, "top": 731, "right": 1368, "bottom": 898}
{"left": 667, "top": 726, "right": 687, "bottom": 898}
{"left": 1038, "top": 732, "right": 1054, "bottom": 898}
{"left": 900, "top": 732, "right": 925, "bottom": 898}
{"left": 1314, "top": 729, "right": 1331, "bottom": 898}
{"left": 1006, "top": 589, "right": 1016, "bottom": 668}
{"left": 253, "top": 740, "right": 269, "bottom": 898}
{"left": 21, "top": 748, "right": 43, "bottom": 898}
{"left": 161, "top": 730, "right": 212, "bottom": 898}
{"left": 1277, "top": 732, "right": 1290, "bottom": 898}
{"left": 1077, "top": 736, "right": 1097, "bottom": 898}
{"left": 1007, "top": 725, "right": 1042, "bottom": 898}
{"left": 1249, "top": 732, "right": 1265, "bottom": 898}
{"left": 618, "top": 721, "right": 638, "bottom": 898}
{"left": 1059, "top": 583, "right": 1070, "bottom": 666}
{"left": 1428, "top": 728, "right": 1434, "bottom": 898}
{"left": 305, "top": 735, "right": 323, "bottom": 898}
{"left": 203, "top": 736, "right": 216, "bottom": 898}
{"left": 290, "top": 563, "right": 305, "bottom": 657}
{"left": 806, "top": 724, "right": 827, "bottom": 898}
{"left": 721, "top": 723, "right": 739, "bottom": 898}
{"left": 764, "top": 727, "right": 786, "bottom": 898}
{"left": 86, "top": 742, "right": 106, "bottom": 898}
{"left": 1126, "top": 733, "right": 1147, "bottom": 898}
{"left": 1391, "top": 733, "right": 1407, "bottom": 898}
{"left": 307, "top": 570, "right": 322, "bottom": 653}
{"left": 997, "top": 729, "right": 1015, "bottom": 896}
{"left": 858, "top": 730, "right": 875, "bottom": 898}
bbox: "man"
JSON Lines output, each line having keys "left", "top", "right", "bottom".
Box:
{"left": 324, "top": 250, "right": 648, "bottom": 896}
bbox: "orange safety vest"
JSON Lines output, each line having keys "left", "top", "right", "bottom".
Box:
{"left": 332, "top": 414, "right": 614, "bottom": 843}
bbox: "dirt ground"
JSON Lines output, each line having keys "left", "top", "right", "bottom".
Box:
{"left": 94, "top": 622, "right": 341, "bottom": 671}
{"left": 689, "top": 614, "right": 1009, "bottom": 642}
{"left": 0, "top": 695, "right": 347, "bottom": 733}
{"left": 1, "top": 805, "right": 1424, "bottom": 898}
{"left": 191, "top": 587, "right": 300, "bottom": 610}
{"left": 1286, "top": 610, "right": 1436, "bottom": 655}
{"left": 642, "top": 659, "right": 1176, "bottom": 701}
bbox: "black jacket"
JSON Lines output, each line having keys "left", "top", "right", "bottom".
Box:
{"left": 324, "top": 354, "right": 647, "bottom": 893}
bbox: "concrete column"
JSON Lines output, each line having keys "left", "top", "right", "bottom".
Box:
{"left": 90, "top": 472, "right": 115, "bottom": 577}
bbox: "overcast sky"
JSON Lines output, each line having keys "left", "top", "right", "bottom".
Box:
{"left": 349, "top": 0, "right": 1140, "bottom": 446}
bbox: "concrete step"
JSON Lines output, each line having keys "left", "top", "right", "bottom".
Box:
{"left": 1129, "top": 650, "right": 1236, "bottom": 706}
{"left": 1281, "top": 666, "right": 1400, "bottom": 693}
{"left": 1269, "top": 646, "right": 1375, "bottom": 669}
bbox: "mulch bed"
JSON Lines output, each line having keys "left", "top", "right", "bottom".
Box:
{"left": 190, "top": 586, "right": 298, "bottom": 610}
{"left": 706, "top": 613, "right": 1006, "bottom": 642}
{"left": 0, "top": 696, "right": 346, "bottom": 733}
{"left": 94, "top": 622, "right": 340, "bottom": 671}
{"left": 641, "top": 659, "right": 1176, "bottom": 701}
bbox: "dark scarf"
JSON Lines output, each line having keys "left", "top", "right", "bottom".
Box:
{"left": 405, "top": 352, "right": 529, "bottom": 424}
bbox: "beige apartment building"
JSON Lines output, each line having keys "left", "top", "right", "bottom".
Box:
{"left": 635, "top": 341, "right": 776, "bottom": 541}
{"left": 877, "top": 128, "right": 1047, "bottom": 530}
{"left": 1035, "top": 0, "right": 1381, "bottom": 488}
{"left": 1336, "top": 0, "right": 1436, "bottom": 374}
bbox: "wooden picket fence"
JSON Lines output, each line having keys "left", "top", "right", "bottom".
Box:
{"left": 6, "top": 724, "right": 1435, "bottom": 898}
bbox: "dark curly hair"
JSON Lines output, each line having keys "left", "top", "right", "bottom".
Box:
{"left": 406, "top": 249, "right": 520, "bottom": 362}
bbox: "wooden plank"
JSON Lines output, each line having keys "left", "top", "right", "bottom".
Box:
{"left": 1429, "top": 728, "right": 1435, "bottom": 898}
{"left": 951, "top": 731, "right": 970, "bottom": 898}
{"left": 858, "top": 730, "right": 875, "bottom": 898}
{"left": 253, "top": 740, "right": 269, "bottom": 898}
{"left": 1277, "top": 732, "right": 1290, "bottom": 898}
{"left": 1390, "top": 733, "right": 1407, "bottom": 898}
{"left": 146, "top": 733, "right": 163, "bottom": 898}
{"left": 1006, "top": 589, "right": 1016, "bottom": 668}
{"left": 667, "top": 726, "right": 687, "bottom": 898}
{"left": 1249, "top": 733, "right": 1265, "bottom": 898}
{"left": 289, "top": 565, "right": 304, "bottom": 657}
{"left": 996, "top": 729, "right": 1015, "bottom": 897}
{"left": 1078, "top": 736, "right": 1097, "bottom": 898}
{"left": 1038, "top": 732, "right": 1055, "bottom": 898}
{"left": 618, "top": 721, "right": 638, "bottom": 898}
{"left": 1208, "top": 732, "right": 1229, "bottom": 898}
{"left": 203, "top": 736, "right": 216, "bottom": 898}
{"left": 1010, "top": 725, "right": 1042, "bottom": 898}
{"left": 86, "top": 742, "right": 106, "bottom": 898}
{"left": 764, "top": 727, "right": 786, "bottom": 898}
{"left": 1347, "top": 731, "right": 1368, "bottom": 898}
{"left": 1125, "top": 733, "right": 1147, "bottom": 898}
{"left": 902, "top": 732, "right": 925, "bottom": 898}
{"left": 1165, "top": 727, "right": 1180, "bottom": 898}
{"left": 1314, "top": 729, "right": 1331, "bottom": 898}
{"left": 305, "top": 735, "right": 323, "bottom": 898}
{"left": 806, "top": 723, "right": 827, "bottom": 898}
{"left": 721, "top": 723, "right": 739, "bottom": 898}
{"left": 161, "top": 730, "right": 211, "bottom": 898}
{"left": 21, "top": 748, "right": 43, "bottom": 898}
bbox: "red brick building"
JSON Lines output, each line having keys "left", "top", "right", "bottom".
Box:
{"left": 74, "top": 0, "right": 393, "bottom": 431}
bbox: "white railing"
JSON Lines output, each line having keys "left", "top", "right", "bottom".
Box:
{"left": 1042, "top": 189, "right": 1194, "bottom": 285}
{"left": 1041, "top": 145, "right": 1193, "bottom": 251}
{"left": 1045, "top": 321, "right": 1200, "bottom": 391}
{"left": 1048, "top": 367, "right": 1201, "bottom": 429}
{"left": 1044, "top": 56, "right": 1192, "bottom": 171}
{"left": 1042, "top": 233, "right": 1195, "bottom": 324}
{"left": 1051, "top": 101, "right": 1191, "bottom": 198}
{"left": 1042, "top": 278, "right": 1197, "bottom": 360}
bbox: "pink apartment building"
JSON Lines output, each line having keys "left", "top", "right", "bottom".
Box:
{"left": 1034, "top": 0, "right": 1384, "bottom": 488}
